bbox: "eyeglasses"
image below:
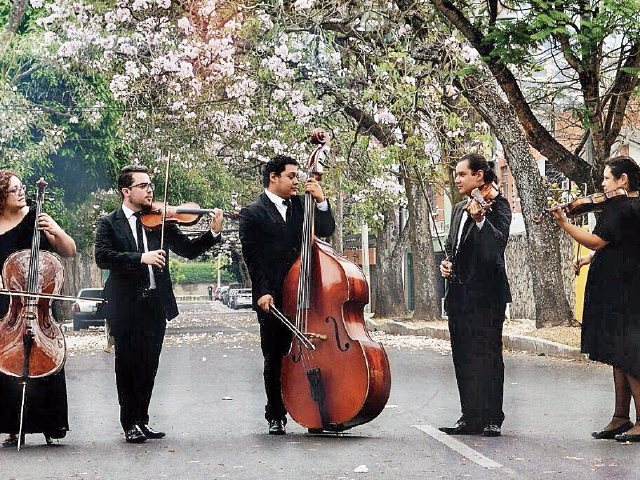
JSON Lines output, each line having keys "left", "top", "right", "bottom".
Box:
{"left": 281, "top": 172, "right": 306, "bottom": 181}
{"left": 8, "top": 185, "right": 26, "bottom": 196}
{"left": 128, "top": 182, "right": 155, "bottom": 191}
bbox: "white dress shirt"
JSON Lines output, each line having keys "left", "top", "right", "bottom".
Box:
{"left": 264, "top": 189, "right": 328, "bottom": 222}
{"left": 122, "top": 204, "right": 156, "bottom": 289}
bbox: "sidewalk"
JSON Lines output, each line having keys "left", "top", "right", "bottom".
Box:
{"left": 365, "top": 317, "right": 584, "bottom": 360}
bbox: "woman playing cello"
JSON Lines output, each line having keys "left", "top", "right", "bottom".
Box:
{"left": 0, "top": 170, "right": 76, "bottom": 446}
{"left": 551, "top": 156, "right": 640, "bottom": 442}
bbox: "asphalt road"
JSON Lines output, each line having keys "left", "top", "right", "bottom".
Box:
{"left": 2, "top": 301, "right": 639, "bottom": 480}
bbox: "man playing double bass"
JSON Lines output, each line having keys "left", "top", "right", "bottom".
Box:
{"left": 239, "top": 155, "right": 335, "bottom": 435}
{"left": 95, "top": 164, "right": 223, "bottom": 443}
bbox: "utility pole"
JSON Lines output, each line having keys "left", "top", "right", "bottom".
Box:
{"left": 361, "top": 223, "right": 371, "bottom": 313}
{"left": 216, "top": 253, "right": 221, "bottom": 288}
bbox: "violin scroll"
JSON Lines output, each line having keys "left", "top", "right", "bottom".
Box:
{"left": 463, "top": 182, "right": 500, "bottom": 216}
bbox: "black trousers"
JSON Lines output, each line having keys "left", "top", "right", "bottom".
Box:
{"left": 448, "top": 306, "right": 505, "bottom": 427}
{"left": 257, "top": 310, "right": 293, "bottom": 422}
{"left": 113, "top": 295, "right": 166, "bottom": 430}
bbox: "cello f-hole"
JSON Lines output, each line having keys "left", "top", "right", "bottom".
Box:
{"left": 325, "top": 316, "right": 350, "bottom": 352}
{"left": 291, "top": 342, "right": 303, "bottom": 363}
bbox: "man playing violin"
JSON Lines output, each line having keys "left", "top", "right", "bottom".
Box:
{"left": 439, "top": 153, "right": 512, "bottom": 437}
{"left": 551, "top": 155, "right": 640, "bottom": 442}
{"left": 95, "top": 164, "right": 223, "bottom": 443}
{"left": 239, "top": 155, "right": 335, "bottom": 435}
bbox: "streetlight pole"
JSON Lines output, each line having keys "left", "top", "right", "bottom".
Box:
{"left": 216, "top": 253, "right": 221, "bottom": 288}
{"left": 361, "top": 223, "right": 371, "bottom": 313}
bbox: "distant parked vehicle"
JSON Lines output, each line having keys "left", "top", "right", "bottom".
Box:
{"left": 229, "top": 288, "right": 252, "bottom": 310}
{"left": 225, "top": 288, "right": 238, "bottom": 307}
{"left": 213, "top": 286, "right": 222, "bottom": 301}
{"left": 71, "top": 287, "right": 105, "bottom": 331}
{"left": 219, "top": 286, "right": 230, "bottom": 305}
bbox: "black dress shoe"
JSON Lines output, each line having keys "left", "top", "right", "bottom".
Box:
{"left": 124, "top": 425, "right": 147, "bottom": 443}
{"left": 268, "top": 419, "right": 286, "bottom": 435}
{"left": 439, "top": 420, "right": 483, "bottom": 435}
{"left": 615, "top": 431, "right": 640, "bottom": 442}
{"left": 592, "top": 421, "right": 633, "bottom": 439}
{"left": 483, "top": 424, "right": 502, "bottom": 437}
{"left": 139, "top": 424, "right": 166, "bottom": 439}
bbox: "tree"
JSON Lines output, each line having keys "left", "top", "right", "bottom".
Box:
{"left": 416, "top": 0, "right": 640, "bottom": 326}
{"left": 427, "top": 0, "right": 640, "bottom": 189}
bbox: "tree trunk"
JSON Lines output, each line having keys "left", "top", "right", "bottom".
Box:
{"left": 372, "top": 206, "right": 408, "bottom": 318}
{"left": 458, "top": 75, "right": 575, "bottom": 327}
{"left": 329, "top": 186, "right": 343, "bottom": 254}
{"left": 0, "top": 0, "right": 28, "bottom": 59}
{"left": 404, "top": 175, "right": 441, "bottom": 321}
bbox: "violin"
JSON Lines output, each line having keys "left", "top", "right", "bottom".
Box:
{"left": 140, "top": 201, "right": 239, "bottom": 230}
{"left": 532, "top": 187, "right": 630, "bottom": 223}
{"left": 463, "top": 182, "right": 500, "bottom": 215}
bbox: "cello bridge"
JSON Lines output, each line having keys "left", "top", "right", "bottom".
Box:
{"left": 305, "top": 332, "right": 327, "bottom": 341}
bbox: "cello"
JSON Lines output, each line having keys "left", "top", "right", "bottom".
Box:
{"left": 280, "top": 129, "right": 391, "bottom": 432}
{"left": 0, "top": 178, "right": 66, "bottom": 378}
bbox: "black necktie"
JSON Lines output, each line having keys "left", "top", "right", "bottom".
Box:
{"left": 134, "top": 212, "right": 145, "bottom": 254}
{"left": 283, "top": 199, "right": 292, "bottom": 224}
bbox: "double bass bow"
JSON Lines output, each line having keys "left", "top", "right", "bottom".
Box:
{"left": 279, "top": 128, "right": 391, "bottom": 432}
{"left": 0, "top": 178, "right": 66, "bottom": 450}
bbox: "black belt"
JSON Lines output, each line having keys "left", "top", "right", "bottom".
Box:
{"left": 141, "top": 288, "right": 158, "bottom": 298}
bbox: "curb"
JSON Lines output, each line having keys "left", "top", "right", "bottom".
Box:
{"left": 366, "top": 319, "right": 584, "bottom": 360}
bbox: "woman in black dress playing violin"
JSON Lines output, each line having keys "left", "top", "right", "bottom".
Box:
{"left": 551, "top": 155, "right": 640, "bottom": 442}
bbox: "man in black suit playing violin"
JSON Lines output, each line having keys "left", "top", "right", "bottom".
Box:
{"left": 239, "top": 155, "right": 335, "bottom": 435}
{"left": 95, "top": 164, "right": 223, "bottom": 443}
{"left": 439, "top": 153, "right": 512, "bottom": 437}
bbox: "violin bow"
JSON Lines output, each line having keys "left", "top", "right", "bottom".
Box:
{"left": 409, "top": 163, "right": 449, "bottom": 262}
{"left": 159, "top": 151, "right": 171, "bottom": 254}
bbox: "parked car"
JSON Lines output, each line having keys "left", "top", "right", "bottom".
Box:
{"left": 213, "top": 286, "right": 222, "bottom": 301}
{"left": 225, "top": 288, "right": 239, "bottom": 307}
{"left": 219, "top": 286, "right": 230, "bottom": 305}
{"left": 71, "top": 287, "right": 105, "bottom": 331}
{"left": 229, "top": 288, "right": 252, "bottom": 310}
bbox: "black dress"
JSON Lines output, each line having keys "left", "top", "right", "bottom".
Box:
{"left": 0, "top": 207, "right": 68, "bottom": 437}
{"left": 582, "top": 196, "right": 640, "bottom": 379}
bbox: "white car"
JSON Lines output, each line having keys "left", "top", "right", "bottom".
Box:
{"left": 230, "top": 288, "right": 252, "bottom": 310}
{"left": 71, "top": 288, "right": 105, "bottom": 331}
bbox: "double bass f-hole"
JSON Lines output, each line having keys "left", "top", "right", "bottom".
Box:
{"left": 325, "top": 316, "right": 350, "bottom": 352}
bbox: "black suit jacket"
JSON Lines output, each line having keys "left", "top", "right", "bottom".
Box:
{"left": 444, "top": 194, "right": 512, "bottom": 314}
{"left": 95, "top": 207, "right": 220, "bottom": 334}
{"left": 239, "top": 192, "right": 335, "bottom": 308}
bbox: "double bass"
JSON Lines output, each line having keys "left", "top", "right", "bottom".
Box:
{"left": 279, "top": 129, "right": 391, "bottom": 432}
